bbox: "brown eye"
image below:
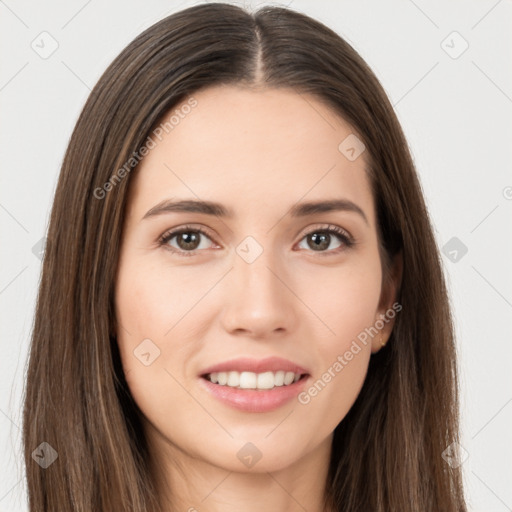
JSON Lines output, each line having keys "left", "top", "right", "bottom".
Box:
{"left": 159, "top": 226, "right": 216, "bottom": 256}
{"left": 174, "top": 231, "right": 202, "bottom": 251}
{"left": 297, "top": 225, "right": 354, "bottom": 254}
{"left": 306, "top": 232, "right": 337, "bottom": 251}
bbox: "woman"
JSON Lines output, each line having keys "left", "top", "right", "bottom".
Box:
{"left": 22, "top": 3, "right": 468, "bottom": 511}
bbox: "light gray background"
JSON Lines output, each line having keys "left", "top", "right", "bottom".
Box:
{"left": 1, "top": 1, "right": 511, "bottom": 510}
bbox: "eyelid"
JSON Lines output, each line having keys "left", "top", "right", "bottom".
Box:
{"left": 295, "top": 223, "right": 353, "bottom": 243}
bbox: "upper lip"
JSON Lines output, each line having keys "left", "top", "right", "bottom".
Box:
{"left": 200, "top": 357, "right": 309, "bottom": 376}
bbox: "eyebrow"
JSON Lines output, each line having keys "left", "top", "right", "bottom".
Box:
{"left": 142, "top": 198, "right": 369, "bottom": 225}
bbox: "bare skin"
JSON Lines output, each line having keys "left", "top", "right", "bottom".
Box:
{"left": 114, "top": 84, "right": 401, "bottom": 512}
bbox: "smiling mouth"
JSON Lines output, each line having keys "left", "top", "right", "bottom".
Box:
{"left": 201, "top": 370, "right": 309, "bottom": 390}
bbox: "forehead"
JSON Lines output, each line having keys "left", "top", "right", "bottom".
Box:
{"left": 129, "top": 85, "right": 375, "bottom": 226}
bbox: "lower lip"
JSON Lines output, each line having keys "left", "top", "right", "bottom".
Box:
{"left": 199, "top": 376, "right": 309, "bottom": 413}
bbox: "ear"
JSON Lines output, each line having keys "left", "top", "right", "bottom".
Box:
{"left": 371, "top": 250, "right": 403, "bottom": 354}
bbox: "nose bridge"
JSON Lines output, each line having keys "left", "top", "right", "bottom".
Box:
{"left": 220, "top": 237, "right": 297, "bottom": 336}
{"left": 237, "top": 247, "right": 281, "bottom": 299}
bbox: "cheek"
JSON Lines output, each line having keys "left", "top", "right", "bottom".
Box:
{"left": 298, "top": 343, "right": 370, "bottom": 441}
{"left": 114, "top": 258, "right": 171, "bottom": 390}
{"left": 115, "top": 255, "right": 193, "bottom": 348}
{"left": 299, "top": 255, "right": 382, "bottom": 345}
{"left": 114, "top": 266, "right": 189, "bottom": 432}
{"left": 114, "top": 255, "right": 210, "bottom": 412}
{"left": 294, "top": 259, "right": 380, "bottom": 426}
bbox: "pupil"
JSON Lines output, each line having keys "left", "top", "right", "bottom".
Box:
{"left": 309, "top": 232, "right": 329, "bottom": 251}
{"left": 179, "top": 232, "right": 199, "bottom": 250}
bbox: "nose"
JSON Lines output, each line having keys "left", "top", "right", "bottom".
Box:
{"left": 220, "top": 249, "right": 299, "bottom": 339}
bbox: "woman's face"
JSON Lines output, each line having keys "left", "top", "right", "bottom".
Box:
{"left": 115, "top": 85, "right": 399, "bottom": 474}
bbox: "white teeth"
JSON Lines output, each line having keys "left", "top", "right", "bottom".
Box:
{"left": 283, "top": 371, "right": 295, "bottom": 385}
{"left": 274, "top": 370, "right": 285, "bottom": 386}
{"left": 257, "top": 371, "right": 274, "bottom": 389}
{"left": 227, "top": 371, "right": 239, "bottom": 387}
{"left": 240, "top": 371, "right": 257, "bottom": 388}
{"left": 205, "top": 370, "right": 303, "bottom": 389}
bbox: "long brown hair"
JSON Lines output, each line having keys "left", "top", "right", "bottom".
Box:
{"left": 22, "top": 3, "right": 467, "bottom": 510}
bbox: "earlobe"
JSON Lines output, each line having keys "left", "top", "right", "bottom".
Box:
{"left": 371, "top": 312, "right": 393, "bottom": 353}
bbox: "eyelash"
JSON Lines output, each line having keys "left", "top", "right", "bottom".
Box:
{"left": 158, "top": 224, "right": 355, "bottom": 257}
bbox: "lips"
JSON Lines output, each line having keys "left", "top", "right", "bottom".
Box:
{"left": 199, "top": 356, "right": 309, "bottom": 376}
{"left": 198, "top": 356, "right": 311, "bottom": 412}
